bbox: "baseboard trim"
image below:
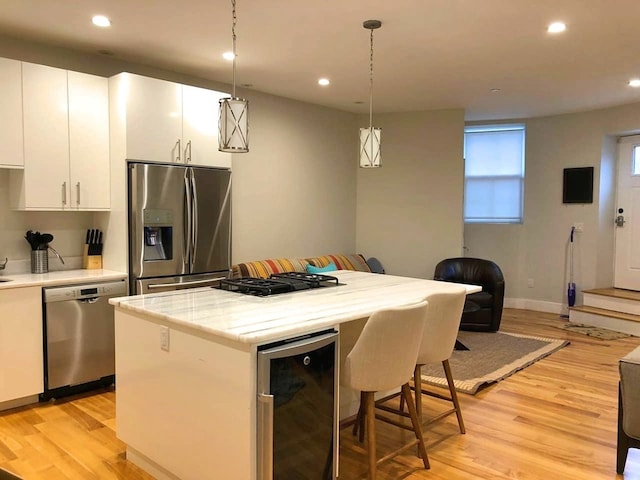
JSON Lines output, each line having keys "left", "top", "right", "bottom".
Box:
{"left": 0, "top": 394, "right": 39, "bottom": 413}
{"left": 504, "top": 298, "right": 564, "bottom": 315}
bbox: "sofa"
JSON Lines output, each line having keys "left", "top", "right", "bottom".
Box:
{"left": 231, "top": 253, "right": 372, "bottom": 279}
{"left": 433, "top": 257, "right": 505, "bottom": 332}
{"left": 618, "top": 345, "right": 640, "bottom": 473}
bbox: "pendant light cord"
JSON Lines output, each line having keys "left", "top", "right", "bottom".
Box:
{"left": 231, "top": 0, "right": 237, "bottom": 98}
{"left": 369, "top": 27, "right": 374, "bottom": 131}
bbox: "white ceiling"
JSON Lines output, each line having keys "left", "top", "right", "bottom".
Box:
{"left": 2, "top": 0, "right": 640, "bottom": 120}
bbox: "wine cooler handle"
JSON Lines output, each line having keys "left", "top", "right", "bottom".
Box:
{"left": 258, "top": 393, "right": 274, "bottom": 480}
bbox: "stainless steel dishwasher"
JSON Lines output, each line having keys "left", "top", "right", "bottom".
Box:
{"left": 41, "top": 279, "right": 127, "bottom": 400}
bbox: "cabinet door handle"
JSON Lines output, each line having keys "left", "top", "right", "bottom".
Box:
{"left": 186, "top": 140, "right": 192, "bottom": 163}
{"left": 61, "top": 182, "right": 67, "bottom": 205}
{"left": 76, "top": 182, "right": 81, "bottom": 205}
{"left": 175, "top": 139, "right": 181, "bottom": 162}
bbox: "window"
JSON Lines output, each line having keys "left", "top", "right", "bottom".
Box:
{"left": 634, "top": 145, "right": 640, "bottom": 175}
{"left": 463, "top": 124, "right": 525, "bottom": 223}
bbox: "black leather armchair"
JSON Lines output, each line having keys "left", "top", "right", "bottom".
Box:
{"left": 433, "top": 257, "right": 505, "bottom": 332}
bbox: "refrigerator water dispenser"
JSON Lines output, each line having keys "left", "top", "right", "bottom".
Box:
{"left": 143, "top": 209, "right": 173, "bottom": 261}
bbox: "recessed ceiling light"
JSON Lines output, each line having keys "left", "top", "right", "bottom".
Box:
{"left": 629, "top": 79, "right": 640, "bottom": 88}
{"left": 547, "top": 22, "right": 566, "bottom": 33}
{"left": 92, "top": 15, "right": 111, "bottom": 28}
{"left": 490, "top": 88, "right": 501, "bottom": 93}
{"left": 318, "top": 78, "right": 330, "bottom": 86}
{"left": 222, "top": 51, "right": 235, "bottom": 61}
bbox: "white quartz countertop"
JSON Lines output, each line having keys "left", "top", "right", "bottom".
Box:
{"left": 0, "top": 269, "right": 127, "bottom": 290}
{"left": 110, "top": 270, "right": 481, "bottom": 345}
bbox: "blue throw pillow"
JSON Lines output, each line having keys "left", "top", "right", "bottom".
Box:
{"left": 306, "top": 262, "right": 337, "bottom": 274}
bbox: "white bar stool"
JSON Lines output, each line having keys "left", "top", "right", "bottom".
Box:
{"left": 341, "top": 301, "right": 430, "bottom": 479}
{"left": 375, "top": 287, "right": 467, "bottom": 434}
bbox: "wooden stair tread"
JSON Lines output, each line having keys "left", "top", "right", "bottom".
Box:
{"left": 570, "top": 305, "right": 640, "bottom": 323}
{"left": 582, "top": 288, "right": 640, "bottom": 301}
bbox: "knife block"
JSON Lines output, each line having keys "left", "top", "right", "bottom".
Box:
{"left": 82, "top": 245, "right": 103, "bottom": 269}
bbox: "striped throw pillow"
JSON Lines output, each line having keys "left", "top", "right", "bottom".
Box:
{"left": 232, "top": 258, "right": 309, "bottom": 279}
{"left": 306, "top": 254, "right": 371, "bottom": 272}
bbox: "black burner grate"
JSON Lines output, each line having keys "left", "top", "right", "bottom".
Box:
{"left": 270, "top": 272, "right": 339, "bottom": 287}
{"left": 219, "top": 272, "right": 339, "bottom": 296}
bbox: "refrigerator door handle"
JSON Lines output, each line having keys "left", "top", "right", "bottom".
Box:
{"left": 190, "top": 168, "right": 198, "bottom": 271}
{"left": 184, "top": 169, "right": 192, "bottom": 271}
{"left": 210, "top": 175, "right": 232, "bottom": 265}
{"left": 258, "top": 393, "right": 274, "bottom": 480}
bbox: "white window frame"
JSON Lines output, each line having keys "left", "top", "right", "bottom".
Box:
{"left": 463, "top": 124, "right": 526, "bottom": 224}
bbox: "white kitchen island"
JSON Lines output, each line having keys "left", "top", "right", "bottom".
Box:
{"left": 110, "top": 270, "right": 480, "bottom": 480}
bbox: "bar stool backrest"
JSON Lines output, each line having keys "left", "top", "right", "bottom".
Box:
{"left": 342, "top": 301, "right": 428, "bottom": 392}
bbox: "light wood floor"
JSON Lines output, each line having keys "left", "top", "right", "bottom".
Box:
{"left": 1, "top": 309, "right": 640, "bottom": 479}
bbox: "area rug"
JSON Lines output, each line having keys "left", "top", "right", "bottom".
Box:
{"left": 421, "top": 331, "right": 570, "bottom": 395}
{"left": 554, "top": 322, "right": 632, "bottom": 340}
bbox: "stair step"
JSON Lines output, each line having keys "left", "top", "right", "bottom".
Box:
{"left": 582, "top": 288, "right": 640, "bottom": 301}
{"left": 582, "top": 288, "right": 640, "bottom": 316}
{"left": 569, "top": 305, "right": 640, "bottom": 336}
{"left": 570, "top": 305, "right": 640, "bottom": 323}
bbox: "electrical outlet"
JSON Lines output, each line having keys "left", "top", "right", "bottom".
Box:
{"left": 573, "top": 222, "right": 584, "bottom": 233}
{"left": 527, "top": 278, "right": 535, "bottom": 288}
{"left": 160, "top": 326, "right": 170, "bottom": 352}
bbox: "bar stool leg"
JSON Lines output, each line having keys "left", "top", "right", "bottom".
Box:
{"left": 401, "top": 383, "right": 430, "bottom": 469}
{"left": 414, "top": 365, "right": 423, "bottom": 421}
{"left": 365, "top": 391, "right": 377, "bottom": 479}
{"left": 352, "top": 391, "right": 366, "bottom": 443}
{"left": 443, "top": 359, "right": 465, "bottom": 434}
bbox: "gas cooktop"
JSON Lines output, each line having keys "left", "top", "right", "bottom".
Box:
{"left": 218, "top": 272, "right": 339, "bottom": 296}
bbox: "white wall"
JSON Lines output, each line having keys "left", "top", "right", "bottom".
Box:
{"left": 356, "top": 109, "right": 466, "bottom": 278}
{"left": 465, "top": 102, "right": 640, "bottom": 313}
{"left": 230, "top": 89, "right": 358, "bottom": 262}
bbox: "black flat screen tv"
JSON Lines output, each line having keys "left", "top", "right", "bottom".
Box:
{"left": 563, "top": 167, "right": 593, "bottom": 204}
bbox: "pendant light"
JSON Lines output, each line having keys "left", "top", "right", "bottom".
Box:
{"left": 219, "top": 0, "right": 249, "bottom": 153}
{"left": 359, "top": 20, "right": 382, "bottom": 168}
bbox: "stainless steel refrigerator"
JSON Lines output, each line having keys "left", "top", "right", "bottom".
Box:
{"left": 128, "top": 161, "right": 231, "bottom": 294}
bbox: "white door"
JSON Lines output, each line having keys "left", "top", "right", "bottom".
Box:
{"left": 614, "top": 135, "right": 640, "bottom": 290}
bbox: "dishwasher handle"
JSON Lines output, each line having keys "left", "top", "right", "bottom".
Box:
{"left": 79, "top": 297, "right": 101, "bottom": 304}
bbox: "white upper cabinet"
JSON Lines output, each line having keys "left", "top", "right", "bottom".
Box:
{"left": 110, "top": 73, "right": 231, "bottom": 169}
{"left": 15, "top": 62, "right": 70, "bottom": 209}
{"left": 118, "top": 74, "right": 183, "bottom": 163}
{"left": 0, "top": 58, "right": 24, "bottom": 169}
{"left": 182, "top": 85, "right": 231, "bottom": 168}
{"left": 68, "top": 71, "right": 110, "bottom": 209}
{"left": 11, "top": 63, "right": 110, "bottom": 210}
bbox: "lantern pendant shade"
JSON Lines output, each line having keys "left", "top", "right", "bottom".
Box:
{"left": 359, "top": 126, "right": 381, "bottom": 168}
{"left": 218, "top": 96, "right": 249, "bottom": 153}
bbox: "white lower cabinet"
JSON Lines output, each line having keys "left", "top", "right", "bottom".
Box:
{"left": 0, "top": 287, "right": 43, "bottom": 404}
{"left": 10, "top": 62, "right": 110, "bottom": 210}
